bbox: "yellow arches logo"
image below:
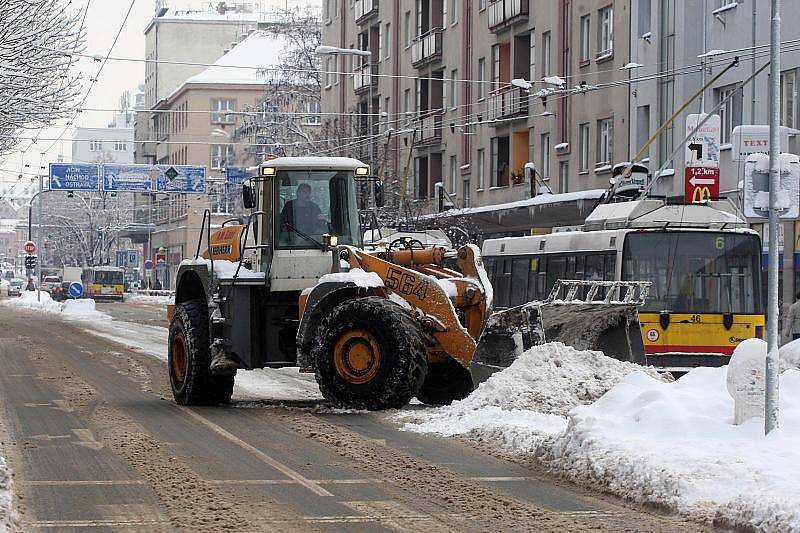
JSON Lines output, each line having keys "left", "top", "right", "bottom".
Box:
{"left": 691, "top": 186, "right": 712, "bottom": 202}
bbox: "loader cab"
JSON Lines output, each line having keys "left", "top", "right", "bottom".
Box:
{"left": 247, "top": 157, "right": 366, "bottom": 292}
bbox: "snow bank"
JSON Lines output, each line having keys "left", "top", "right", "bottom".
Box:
{"left": 318, "top": 268, "right": 383, "bottom": 288}
{"left": 396, "top": 343, "right": 666, "bottom": 451}
{"left": 538, "top": 367, "right": 800, "bottom": 532}
{"left": 0, "top": 455, "right": 17, "bottom": 532}
{"left": 125, "top": 293, "right": 174, "bottom": 305}
{"left": 1, "top": 291, "right": 109, "bottom": 322}
{"left": 780, "top": 337, "right": 800, "bottom": 370}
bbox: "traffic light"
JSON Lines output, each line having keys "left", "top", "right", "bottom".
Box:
{"left": 110, "top": 191, "right": 117, "bottom": 197}
{"left": 24, "top": 255, "right": 36, "bottom": 270}
{"left": 67, "top": 190, "right": 74, "bottom": 198}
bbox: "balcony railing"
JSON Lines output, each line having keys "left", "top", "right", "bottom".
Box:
{"left": 419, "top": 112, "right": 443, "bottom": 144}
{"left": 487, "top": 86, "right": 529, "bottom": 122}
{"left": 488, "top": 0, "right": 529, "bottom": 32}
{"left": 354, "top": 0, "right": 378, "bottom": 24}
{"left": 411, "top": 29, "right": 443, "bottom": 68}
{"left": 353, "top": 62, "right": 377, "bottom": 94}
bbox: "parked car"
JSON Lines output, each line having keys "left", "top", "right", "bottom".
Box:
{"left": 52, "top": 281, "right": 72, "bottom": 302}
{"left": 40, "top": 275, "right": 61, "bottom": 293}
{"left": 7, "top": 278, "right": 24, "bottom": 297}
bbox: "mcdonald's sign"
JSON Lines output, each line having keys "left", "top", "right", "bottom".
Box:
{"left": 685, "top": 166, "right": 720, "bottom": 203}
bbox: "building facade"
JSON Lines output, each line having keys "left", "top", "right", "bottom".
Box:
{"left": 320, "top": 0, "right": 632, "bottom": 214}
{"left": 71, "top": 111, "right": 135, "bottom": 165}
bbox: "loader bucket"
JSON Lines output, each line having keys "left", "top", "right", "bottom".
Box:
{"left": 470, "top": 280, "right": 650, "bottom": 387}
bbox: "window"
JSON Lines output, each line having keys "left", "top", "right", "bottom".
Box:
{"left": 450, "top": 69, "right": 458, "bottom": 110}
{"left": 597, "top": 118, "right": 613, "bottom": 166}
{"left": 636, "top": 105, "right": 650, "bottom": 159}
{"left": 449, "top": 155, "right": 457, "bottom": 191}
{"left": 304, "top": 99, "right": 321, "bottom": 125}
{"left": 477, "top": 148, "right": 485, "bottom": 189}
{"left": 479, "top": 0, "right": 486, "bottom": 11}
{"left": 540, "top": 133, "right": 550, "bottom": 179}
{"left": 490, "top": 136, "right": 510, "bottom": 187}
{"left": 404, "top": 11, "right": 412, "bottom": 47}
{"left": 89, "top": 140, "right": 102, "bottom": 152}
{"left": 324, "top": 57, "right": 333, "bottom": 88}
{"left": 781, "top": 70, "right": 797, "bottom": 129}
{"left": 404, "top": 88, "right": 412, "bottom": 125}
{"left": 450, "top": 0, "right": 459, "bottom": 24}
{"left": 477, "top": 57, "right": 486, "bottom": 100}
{"left": 383, "top": 23, "right": 391, "bottom": 60}
{"left": 211, "top": 144, "right": 234, "bottom": 169}
{"left": 639, "top": 0, "right": 651, "bottom": 36}
{"left": 529, "top": 33, "right": 536, "bottom": 82}
{"left": 542, "top": 32, "right": 551, "bottom": 77}
{"left": 114, "top": 141, "right": 127, "bottom": 152}
{"left": 579, "top": 15, "right": 591, "bottom": 62}
{"left": 598, "top": 6, "right": 613, "bottom": 56}
{"left": 491, "top": 44, "right": 501, "bottom": 90}
{"left": 579, "top": 123, "right": 590, "bottom": 172}
{"left": 716, "top": 84, "right": 742, "bottom": 144}
{"left": 463, "top": 177, "right": 471, "bottom": 206}
{"left": 559, "top": 161, "right": 569, "bottom": 193}
{"left": 211, "top": 99, "right": 235, "bottom": 123}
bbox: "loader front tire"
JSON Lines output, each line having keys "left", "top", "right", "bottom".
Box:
{"left": 416, "top": 357, "right": 474, "bottom": 406}
{"left": 168, "top": 299, "right": 234, "bottom": 405}
{"left": 313, "top": 297, "right": 427, "bottom": 410}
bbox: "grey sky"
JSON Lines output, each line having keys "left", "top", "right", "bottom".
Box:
{"left": 1, "top": 0, "right": 317, "bottom": 188}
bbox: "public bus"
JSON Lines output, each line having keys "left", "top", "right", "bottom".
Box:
{"left": 81, "top": 266, "right": 125, "bottom": 301}
{"left": 481, "top": 199, "right": 765, "bottom": 371}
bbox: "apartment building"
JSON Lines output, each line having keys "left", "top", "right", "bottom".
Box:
{"left": 320, "top": 0, "right": 631, "bottom": 213}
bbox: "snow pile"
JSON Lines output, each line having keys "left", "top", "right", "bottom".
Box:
{"left": 1, "top": 291, "right": 109, "bottom": 322}
{"left": 0, "top": 455, "right": 18, "bottom": 532}
{"left": 125, "top": 293, "right": 174, "bottom": 305}
{"left": 779, "top": 338, "right": 800, "bottom": 370}
{"left": 538, "top": 367, "right": 800, "bottom": 532}
{"left": 396, "top": 343, "right": 666, "bottom": 451}
{"left": 61, "top": 299, "right": 110, "bottom": 321}
{"left": 2, "top": 290, "right": 62, "bottom": 313}
{"left": 318, "top": 268, "right": 383, "bottom": 288}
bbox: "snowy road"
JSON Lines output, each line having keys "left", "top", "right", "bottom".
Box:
{"left": 0, "top": 299, "right": 709, "bottom": 531}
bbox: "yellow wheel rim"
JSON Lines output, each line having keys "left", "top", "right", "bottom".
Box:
{"left": 171, "top": 331, "right": 188, "bottom": 384}
{"left": 333, "top": 329, "right": 381, "bottom": 385}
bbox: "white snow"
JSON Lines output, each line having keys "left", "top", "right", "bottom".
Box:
{"left": 125, "top": 293, "right": 174, "bottom": 305}
{"left": 180, "top": 258, "right": 264, "bottom": 280}
{"left": 542, "top": 75, "right": 566, "bottom": 87}
{"left": 184, "top": 31, "right": 289, "bottom": 86}
{"left": 396, "top": 343, "right": 665, "bottom": 451}
{"left": 433, "top": 278, "right": 458, "bottom": 297}
{"left": 779, "top": 337, "right": 800, "bottom": 370}
{"left": 394, "top": 340, "right": 800, "bottom": 532}
{"left": 553, "top": 142, "right": 569, "bottom": 150}
{"left": 422, "top": 189, "right": 605, "bottom": 219}
{"left": 1, "top": 291, "right": 110, "bottom": 322}
{"left": 318, "top": 268, "right": 384, "bottom": 288}
{"left": 0, "top": 455, "right": 17, "bottom": 533}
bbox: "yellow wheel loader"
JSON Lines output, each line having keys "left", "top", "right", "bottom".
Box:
{"left": 168, "top": 157, "right": 647, "bottom": 409}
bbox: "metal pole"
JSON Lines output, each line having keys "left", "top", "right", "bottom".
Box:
{"left": 700, "top": 0, "right": 708, "bottom": 113}
{"left": 765, "top": 0, "right": 781, "bottom": 435}
{"left": 36, "top": 174, "right": 42, "bottom": 303}
{"left": 368, "top": 51, "right": 374, "bottom": 208}
{"left": 751, "top": 0, "right": 758, "bottom": 123}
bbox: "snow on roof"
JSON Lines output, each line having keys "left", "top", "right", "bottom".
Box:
{"left": 261, "top": 157, "right": 369, "bottom": 171}
{"left": 425, "top": 189, "right": 605, "bottom": 219}
{"left": 184, "top": 30, "right": 289, "bottom": 87}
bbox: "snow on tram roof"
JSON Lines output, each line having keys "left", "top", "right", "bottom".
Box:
{"left": 260, "top": 157, "right": 368, "bottom": 171}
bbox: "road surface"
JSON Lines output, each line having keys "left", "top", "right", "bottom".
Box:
{"left": 0, "top": 299, "right": 710, "bottom": 532}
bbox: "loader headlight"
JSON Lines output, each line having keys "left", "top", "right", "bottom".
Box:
{"left": 355, "top": 166, "right": 370, "bottom": 176}
{"left": 260, "top": 166, "right": 276, "bottom": 176}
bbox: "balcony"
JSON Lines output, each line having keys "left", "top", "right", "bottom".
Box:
{"left": 419, "top": 112, "right": 443, "bottom": 145}
{"left": 411, "top": 29, "right": 443, "bottom": 69}
{"left": 488, "top": 0, "right": 529, "bottom": 32}
{"left": 353, "top": 63, "right": 377, "bottom": 95}
{"left": 487, "top": 86, "right": 529, "bottom": 123}
{"left": 354, "top": 0, "right": 378, "bottom": 24}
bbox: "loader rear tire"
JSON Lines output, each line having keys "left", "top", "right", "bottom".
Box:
{"left": 168, "top": 299, "right": 234, "bottom": 406}
{"left": 312, "top": 297, "right": 427, "bottom": 410}
{"left": 416, "top": 357, "right": 474, "bottom": 406}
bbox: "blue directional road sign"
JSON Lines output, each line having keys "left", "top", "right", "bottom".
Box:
{"left": 226, "top": 167, "right": 249, "bottom": 192}
{"left": 68, "top": 282, "right": 84, "bottom": 299}
{"left": 49, "top": 163, "right": 100, "bottom": 191}
{"left": 156, "top": 165, "right": 206, "bottom": 194}
{"left": 102, "top": 164, "right": 154, "bottom": 192}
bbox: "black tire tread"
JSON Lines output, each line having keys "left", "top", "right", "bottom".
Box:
{"left": 312, "top": 296, "right": 427, "bottom": 410}
{"left": 416, "top": 357, "right": 474, "bottom": 406}
{"left": 169, "top": 299, "right": 234, "bottom": 406}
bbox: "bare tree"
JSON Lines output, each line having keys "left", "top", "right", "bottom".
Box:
{"left": 0, "top": 0, "right": 85, "bottom": 154}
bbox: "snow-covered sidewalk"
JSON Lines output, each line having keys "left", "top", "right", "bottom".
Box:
{"left": 0, "top": 455, "right": 17, "bottom": 533}
{"left": 395, "top": 342, "right": 800, "bottom": 532}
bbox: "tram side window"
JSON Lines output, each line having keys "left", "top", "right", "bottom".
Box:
{"left": 510, "top": 258, "right": 529, "bottom": 306}
{"left": 546, "top": 256, "right": 567, "bottom": 296}
{"left": 484, "top": 258, "right": 496, "bottom": 286}
{"left": 494, "top": 259, "right": 513, "bottom": 307}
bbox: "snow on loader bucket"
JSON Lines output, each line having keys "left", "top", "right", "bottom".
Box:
{"left": 470, "top": 280, "right": 651, "bottom": 386}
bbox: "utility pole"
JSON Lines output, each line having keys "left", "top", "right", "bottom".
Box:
{"left": 765, "top": 0, "right": 781, "bottom": 435}
{"left": 36, "top": 173, "right": 43, "bottom": 302}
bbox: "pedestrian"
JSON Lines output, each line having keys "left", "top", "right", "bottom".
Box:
{"left": 784, "top": 292, "right": 800, "bottom": 342}
{"left": 25, "top": 277, "right": 35, "bottom": 291}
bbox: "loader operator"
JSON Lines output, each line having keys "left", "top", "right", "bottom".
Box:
{"left": 279, "top": 183, "right": 327, "bottom": 244}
